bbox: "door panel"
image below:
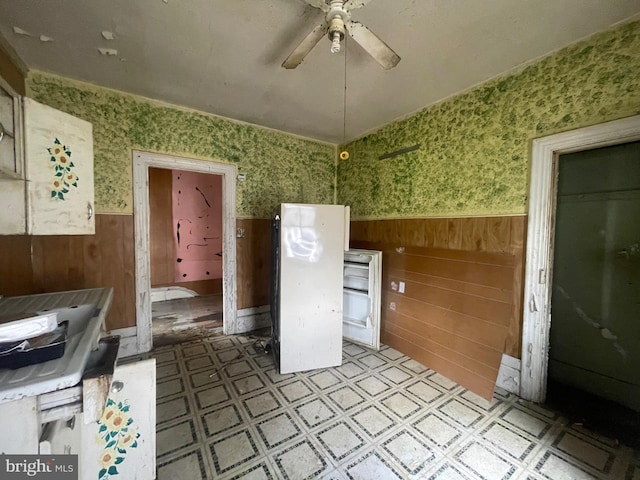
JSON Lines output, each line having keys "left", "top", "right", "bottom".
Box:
{"left": 550, "top": 141, "right": 640, "bottom": 411}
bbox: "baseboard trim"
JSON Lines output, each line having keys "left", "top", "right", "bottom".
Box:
{"left": 106, "top": 326, "right": 138, "bottom": 359}
{"left": 496, "top": 354, "right": 521, "bottom": 395}
{"left": 236, "top": 305, "right": 271, "bottom": 334}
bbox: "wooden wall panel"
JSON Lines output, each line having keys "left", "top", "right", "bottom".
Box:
{"left": 486, "top": 217, "right": 512, "bottom": 253}
{"left": 31, "top": 215, "right": 136, "bottom": 330}
{"left": 236, "top": 218, "right": 271, "bottom": 310}
{"left": 0, "top": 215, "right": 268, "bottom": 333}
{"left": 384, "top": 331, "right": 497, "bottom": 398}
{"left": 149, "top": 167, "right": 174, "bottom": 287}
{"left": 384, "top": 303, "right": 507, "bottom": 356}
{"left": 509, "top": 216, "right": 526, "bottom": 357}
{"left": 386, "top": 272, "right": 512, "bottom": 326}
{"left": 0, "top": 235, "right": 33, "bottom": 296}
{"left": 350, "top": 215, "right": 527, "bottom": 400}
{"left": 0, "top": 215, "right": 136, "bottom": 330}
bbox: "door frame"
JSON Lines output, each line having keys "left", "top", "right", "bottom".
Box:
{"left": 133, "top": 151, "right": 237, "bottom": 353}
{"left": 521, "top": 114, "right": 640, "bottom": 402}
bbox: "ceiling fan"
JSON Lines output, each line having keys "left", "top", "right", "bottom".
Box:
{"left": 282, "top": 0, "right": 401, "bottom": 70}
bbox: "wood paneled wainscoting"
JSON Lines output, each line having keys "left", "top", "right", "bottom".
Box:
{"left": 0, "top": 215, "right": 136, "bottom": 330}
{"left": 0, "top": 215, "right": 270, "bottom": 332}
{"left": 350, "top": 216, "right": 526, "bottom": 399}
{"left": 236, "top": 218, "right": 271, "bottom": 310}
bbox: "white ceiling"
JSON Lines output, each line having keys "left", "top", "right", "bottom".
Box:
{"left": 1, "top": 0, "right": 639, "bottom": 144}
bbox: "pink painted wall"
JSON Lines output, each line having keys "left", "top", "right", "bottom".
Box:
{"left": 172, "top": 170, "right": 222, "bottom": 283}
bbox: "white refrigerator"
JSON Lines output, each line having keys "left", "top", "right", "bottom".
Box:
{"left": 271, "top": 203, "right": 382, "bottom": 374}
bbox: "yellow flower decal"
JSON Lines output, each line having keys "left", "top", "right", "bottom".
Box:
{"left": 96, "top": 399, "right": 139, "bottom": 479}
{"left": 49, "top": 144, "right": 65, "bottom": 160}
{"left": 102, "top": 404, "right": 128, "bottom": 431}
{"left": 51, "top": 178, "right": 66, "bottom": 193}
{"left": 63, "top": 171, "right": 78, "bottom": 186}
{"left": 47, "top": 138, "right": 79, "bottom": 200}
{"left": 117, "top": 427, "right": 137, "bottom": 449}
{"left": 99, "top": 449, "right": 118, "bottom": 469}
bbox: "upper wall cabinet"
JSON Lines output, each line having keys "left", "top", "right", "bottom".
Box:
{"left": 0, "top": 88, "right": 95, "bottom": 235}
{"left": 24, "top": 98, "right": 95, "bottom": 235}
{"left": 0, "top": 78, "right": 26, "bottom": 234}
{"left": 0, "top": 79, "right": 23, "bottom": 178}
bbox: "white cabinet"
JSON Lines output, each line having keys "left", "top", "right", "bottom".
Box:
{"left": 0, "top": 78, "right": 26, "bottom": 234}
{"left": 24, "top": 98, "right": 94, "bottom": 235}
{"left": 0, "top": 78, "right": 23, "bottom": 178}
{"left": 0, "top": 178, "right": 26, "bottom": 233}
{"left": 37, "top": 360, "right": 156, "bottom": 479}
{"left": 80, "top": 359, "right": 156, "bottom": 480}
{"left": 0, "top": 95, "right": 95, "bottom": 235}
{"left": 38, "top": 359, "right": 156, "bottom": 480}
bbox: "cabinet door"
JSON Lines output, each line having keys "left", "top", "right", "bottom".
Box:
{"left": 0, "top": 79, "right": 23, "bottom": 178}
{"left": 0, "top": 178, "right": 26, "bottom": 234}
{"left": 23, "top": 98, "right": 94, "bottom": 235}
{"left": 81, "top": 359, "right": 156, "bottom": 480}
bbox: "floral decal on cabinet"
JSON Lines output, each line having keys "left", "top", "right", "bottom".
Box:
{"left": 48, "top": 138, "right": 79, "bottom": 200}
{"left": 96, "top": 398, "right": 140, "bottom": 479}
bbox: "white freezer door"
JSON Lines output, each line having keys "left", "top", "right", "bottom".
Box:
{"left": 278, "top": 204, "right": 347, "bottom": 373}
{"left": 343, "top": 249, "right": 382, "bottom": 350}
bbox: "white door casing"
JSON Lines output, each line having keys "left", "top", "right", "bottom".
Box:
{"left": 133, "top": 151, "right": 237, "bottom": 353}
{"left": 521, "top": 114, "right": 640, "bottom": 402}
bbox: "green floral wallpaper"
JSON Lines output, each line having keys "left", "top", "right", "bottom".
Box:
{"left": 25, "top": 20, "right": 640, "bottom": 219}
{"left": 338, "top": 20, "right": 640, "bottom": 219}
{"left": 26, "top": 73, "right": 336, "bottom": 217}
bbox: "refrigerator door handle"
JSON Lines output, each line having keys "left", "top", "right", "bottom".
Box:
{"left": 344, "top": 206, "right": 351, "bottom": 251}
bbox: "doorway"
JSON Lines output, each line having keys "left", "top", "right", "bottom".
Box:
{"left": 546, "top": 141, "right": 640, "bottom": 447}
{"left": 133, "top": 151, "right": 237, "bottom": 354}
{"left": 521, "top": 115, "right": 640, "bottom": 404}
{"left": 148, "top": 167, "right": 225, "bottom": 346}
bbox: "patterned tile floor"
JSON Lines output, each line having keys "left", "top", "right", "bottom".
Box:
{"left": 151, "top": 334, "right": 640, "bottom": 479}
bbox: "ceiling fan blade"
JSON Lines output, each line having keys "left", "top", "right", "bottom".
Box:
{"left": 282, "top": 22, "right": 327, "bottom": 69}
{"left": 346, "top": 20, "right": 400, "bottom": 70}
{"left": 302, "top": 0, "right": 330, "bottom": 12}
{"left": 343, "top": 0, "right": 375, "bottom": 11}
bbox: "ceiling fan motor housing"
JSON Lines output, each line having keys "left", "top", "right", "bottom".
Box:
{"left": 328, "top": 17, "right": 346, "bottom": 41}
{"left": 326, "top": 1, "right": 350, "bottom": 40}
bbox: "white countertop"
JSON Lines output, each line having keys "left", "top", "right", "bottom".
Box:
{"left": 0, "top": 288, "right": 113, "bottom": 404}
